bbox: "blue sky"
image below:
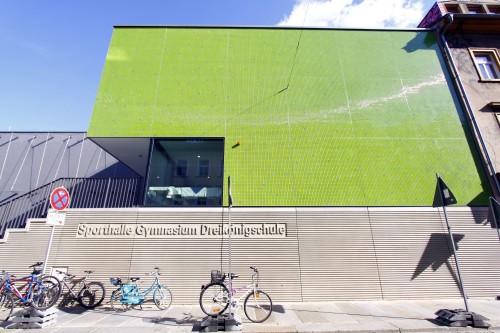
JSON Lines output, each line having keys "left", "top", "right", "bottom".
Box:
{"left": 0, "top": 0, "right": 436, "bottom": 132}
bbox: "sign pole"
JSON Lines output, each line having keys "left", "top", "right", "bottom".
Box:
{"left": 43, "top": 225, "right": 55, "bottom": 275}
{"left": 437, "top": 173, "right": 470, "bottom": 312}
{"left": 43, "top": 187, "right": 70, "bottom": 274}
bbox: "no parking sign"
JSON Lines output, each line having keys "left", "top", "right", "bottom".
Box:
{"left": 50, "top": 187, "right": 70, "bottom": 211}
{"left": 47, "top": 187, "right": 70, "bottom": 226}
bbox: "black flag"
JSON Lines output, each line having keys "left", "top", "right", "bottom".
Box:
{"left": 434, "top": 173, "right": 457, "bottom": 207}
{"left": 228, "top": 176, "right": 233, "bottom": 207}
{"left": 487, "top": 197, "right": 500, "bottom": 229}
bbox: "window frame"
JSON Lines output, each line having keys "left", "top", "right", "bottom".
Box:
{"left": 175, "top": 159, "right": 188, "bottom": 177}
{"left": 469, "top": 48, "right": 500, "bottom": 82}
{"left": 197, "top": 159, "right": 210, "bottom": 177}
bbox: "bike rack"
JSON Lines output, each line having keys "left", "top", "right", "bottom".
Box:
{"left": 5, "top": 307, "right": 58, "bottom": 329}
{"left": 201, "top": 306, "right": 242, "bottom": 332}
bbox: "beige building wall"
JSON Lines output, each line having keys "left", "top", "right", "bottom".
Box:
{"left": 446, "top": 33, "right": 500, "bottom": 194}
{"left": 1, "top": 207, "right": 499, "bottom": 304}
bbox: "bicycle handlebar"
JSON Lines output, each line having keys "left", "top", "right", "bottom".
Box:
{"left": 56, "top": 270, "right": 75, "bottom": 278}
{"left": 146, "top": 267, "right": 161, "bottom": 276}
{"left": 29, "top": 262, "right": 43, "bottom": 268}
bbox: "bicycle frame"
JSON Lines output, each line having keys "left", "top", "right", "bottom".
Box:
{"left": 119, "top": 273, "right": 162, "bottom": 304}
{"left": 227, "top": 280, "right": 257, "bottom": 309}
{"left": 59, "top": 276, "right": 87, "bottom": 298}
{"left": 1, "top": 273, "right": 42, "bottom": 304}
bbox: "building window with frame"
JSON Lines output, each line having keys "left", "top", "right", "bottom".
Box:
{"left": 175, "top": 159, "right": 188, "bottom": 177}
{"left": 198, "top": 159, "right": 209, "bottom": 177}
{"left": 470, "top": 49, "right": 500, "bottom": 81}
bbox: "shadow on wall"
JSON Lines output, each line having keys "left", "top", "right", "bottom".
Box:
{"left": 402, "top": 32, "right": 438, "bottom": 53}
{"left": 412, "top": 233, "right": 465, "bottom": 287}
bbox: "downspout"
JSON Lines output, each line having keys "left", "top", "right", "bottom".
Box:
{"left": 437, "top": 13, "right": 500, "bottom": 198}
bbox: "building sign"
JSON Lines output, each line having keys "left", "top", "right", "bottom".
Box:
{"left": 46, "top": 209, "right": 66, "bottom": 226}
{"left": 76, "top": 223, "right": 287, "bottom": 239}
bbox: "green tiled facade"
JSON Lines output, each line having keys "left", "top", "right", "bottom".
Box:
{"left": 89, "top": 27, "right": 490, "bottom": 206}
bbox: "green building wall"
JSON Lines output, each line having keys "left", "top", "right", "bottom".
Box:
{"left": 89, "top": 27, "right": 490, "bottom": 206}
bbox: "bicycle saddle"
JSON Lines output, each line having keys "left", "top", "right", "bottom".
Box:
{"left": 130, "top": 277, "right": 140, "bottom": 282}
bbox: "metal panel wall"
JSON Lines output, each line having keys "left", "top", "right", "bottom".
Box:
{"left": 297, "top": 208, "right": 383, "bottom": 301}
{"left": 1, "top": 207, "right": 499, "bottom": 304}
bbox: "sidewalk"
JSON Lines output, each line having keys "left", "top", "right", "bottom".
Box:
{"left": 2, "top": 298, "right": 500, "bottom": 332}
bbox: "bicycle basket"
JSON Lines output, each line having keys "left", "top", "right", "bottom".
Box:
{"left": 110, "top": 277, "right": 122, "bottom": 286}
{"left": 211, "top": 270, "right": 225, "bottom": 283}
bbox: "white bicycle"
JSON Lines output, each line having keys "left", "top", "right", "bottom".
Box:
{"left": 199, "top": 266, "right": 272, "bottom": 323}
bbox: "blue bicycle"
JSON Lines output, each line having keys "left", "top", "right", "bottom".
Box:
{"left": 109, "top": 267, "right": 172, "bottom": 311}
{"left": 0, "top": 262, "right": 62, "bottom": 313}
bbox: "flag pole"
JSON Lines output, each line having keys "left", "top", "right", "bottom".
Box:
{"left": 437, "top": 173, "right": 470, "bottom": 312}
{"left": 227, "top": 175, "right": 233, "bottom": 319}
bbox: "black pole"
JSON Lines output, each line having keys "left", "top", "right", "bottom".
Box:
{"left": 436, "top": 173, "right": 470, "bottom": 312}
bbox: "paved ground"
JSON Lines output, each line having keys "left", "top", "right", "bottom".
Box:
{"left": 1, "top": 298, "right": 500, "bottom": 332}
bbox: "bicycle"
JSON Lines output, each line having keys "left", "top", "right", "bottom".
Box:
{"left": 0, "top": 290, "right": 14, "bottom": 322}
{"left": 109, "top": 267, "right": 172, "bottom": 312}
{"left": 199, "top": 266, "right": 273, "bottom": 323}
{"left": 0, "top": 262, "right": 62, "bottom": 312}
{"left": 55, "top": 270, "right": 106, "bottom": 309}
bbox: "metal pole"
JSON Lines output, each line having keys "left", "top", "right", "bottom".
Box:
{"left": 43, "top": 224, "right": 55, "bottom": 275}
{"left": 490, "top": 197, "right": 500, "bottom": 243}
{"left": 227, "top": 176, "right": 233, "bottom": 318}
{"left": 437, "top": 174, "right": 470, "bottom": 312}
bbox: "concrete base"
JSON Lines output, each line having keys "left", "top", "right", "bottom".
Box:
{"left": 201, "top": 313, "right": 242, "bottom": 332}
{"left": 435, "top": 308, "right": 490, "bottom": 328}
{"left": 6, "top": 307, "right": 58, "bottom": 329}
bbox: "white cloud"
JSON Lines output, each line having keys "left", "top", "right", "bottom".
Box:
{"left": 278, "top": 0, "right": 426, "bottom": 29}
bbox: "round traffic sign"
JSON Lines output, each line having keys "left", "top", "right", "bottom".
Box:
{"left": 50, "top": 187, "right": 70, "bottom": 211}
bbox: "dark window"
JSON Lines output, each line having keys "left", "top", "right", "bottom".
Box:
{"left": 145, "top": 139, "right": 224, "bottom": 207}
{"left": 444, "top": 4, "right": 462, "bottom": 13}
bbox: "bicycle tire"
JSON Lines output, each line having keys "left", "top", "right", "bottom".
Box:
{"left": 153, "top": 285, "right": 172, "bottom": 310}
{"left": 31, "top": 277, "right": 61, "bottom": 310}
{"left": 243, "top": 289, "right": 272, "bottom": 323}
{"left": 110, "top": 289, "right": 129, "bottom": 312}
{"left": 77, "top": 281, "right": 106, "bottom": 309}
{"left": 199, "top": 282, "right": 230, "bottom": 316}
{"left": 0, "top": 292, "right": 14, "bottom": 322}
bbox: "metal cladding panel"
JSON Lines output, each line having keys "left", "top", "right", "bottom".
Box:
{"left": 1, "top": 207, "right": 499, "bottom": 305}
{"left": 368, "top": 208, "right": 462, "bottom": 299}
{"left": 445, "top": 208, "right": 500, "bottom": 298}
{"left": 0, "top": 219, "right": 51, "bottom": 276}
{"left": 297, "top": 208, "right": 383, "bottom": 301}
{"left": 46, "top": 208, "right": 300, "bottom": 304}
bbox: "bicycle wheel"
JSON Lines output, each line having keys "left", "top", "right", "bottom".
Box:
{"left": 153, "top": 285, "right": 172, "bottom": 310}
{"left": 31, "top": 278, "right": 61, "bottom": 310}
{"left": 0, "top": 292, "right": 14, "bottom": 322}
{"left": 243, "top": 290, "right": 272, "bottom": 323}
{"left": 77, "top": 282, "right": 106, "bottom": 309}
{"left": 110, "top": 290, "right": 129, "bottom": 312}
{"left": 199, "top": 282, "right": 230, "bottom": 316}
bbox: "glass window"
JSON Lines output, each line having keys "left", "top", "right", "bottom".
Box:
{"left": 466, "top": 5, "right": 486, "bottom": 14}
{"left": 444, "top": 4, "right": 461, "bottom": 13}
{"left": 487, "top": 5, "right": 500, "bottom": 14}
{"left": 176, "top": 159, "right": 188, "bottom": 177}
{"left": 198, "top": 160, "right": 209, "bottom": 177}
{"left": 470, "top": 49, "right": 500, "bottom": 81}
{"left": 145, "top": 139, "right": 224, "bottom": 207}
